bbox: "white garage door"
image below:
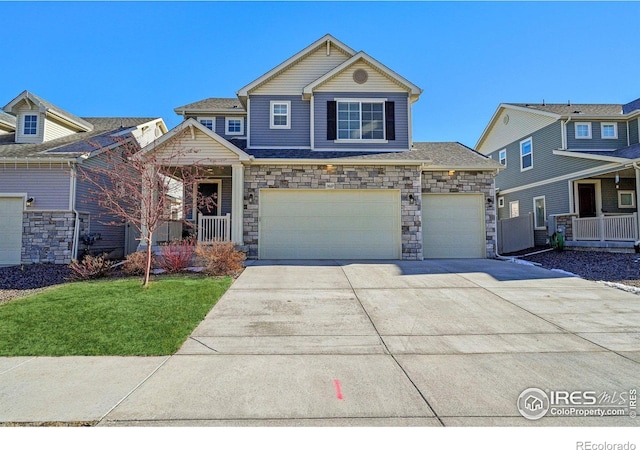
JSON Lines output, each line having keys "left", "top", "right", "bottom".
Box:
{"left": 422, "top": 194, "right": 485, "bottom": 258}
{"left": 259, "top": 190, "right": 401, "bottom": 259}
{"left": 0, "top": 197, "right": 24, "bottom": 265}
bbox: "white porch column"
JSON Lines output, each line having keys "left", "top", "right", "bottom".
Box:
{"left": 231, "top": 164, "right": 244, "bottom": 244}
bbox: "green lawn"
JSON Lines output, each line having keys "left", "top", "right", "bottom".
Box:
{"left": 0, "top": 275, "right": 231, "bottom": 356}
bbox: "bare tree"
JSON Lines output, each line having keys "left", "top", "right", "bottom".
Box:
{"left": 76, "top": 132, "right": 214, "bottom": 286}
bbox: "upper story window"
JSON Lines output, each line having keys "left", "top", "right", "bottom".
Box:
{"left": 337, "top": 100, "right": 384, "bottom": 141}
{"left": 520, "top": 137, "right": 532, "bottom": 171}
{"left": 601, "top": 122, "right": 618, "bottom": 139}
{"left": 575, "top": 122, "right": 592, "bottom": 139}
{"left": 198, "top": 117, "right": 215, "bottom": 131}
{"left": 23, "top": 115, "right": 37, "bottom": 135}
{"left": 270, "top": 101, "right": 290, "bottom": 129}
{"left": 225, "top": 117, "right": 244, "bottom": 135}
{"left": 499, "top": 149, "right": 507, "bottom": 166}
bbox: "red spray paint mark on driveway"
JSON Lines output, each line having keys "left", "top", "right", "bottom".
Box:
{"left": 334, "top": 379, "right": 344, "bottom": 400}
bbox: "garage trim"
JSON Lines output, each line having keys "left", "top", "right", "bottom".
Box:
{"left": 0, "top": 193, "right": 27, "bottom": 265}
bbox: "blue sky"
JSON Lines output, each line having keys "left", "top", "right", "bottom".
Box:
{"left": 1, "top": 1, "right": 639, "bottom": 148}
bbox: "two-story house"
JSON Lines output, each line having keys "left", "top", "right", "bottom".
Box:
{"left": 141, "top": 34, "right": 502, "bottom": 260}
{"left": 0, "top": 90, "right": 167, "bottom": 265}
{"left": 476, "top": 99, "right": 640, "bottom": 250}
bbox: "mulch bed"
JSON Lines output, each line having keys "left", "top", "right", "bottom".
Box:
{"left": 0, "top": 264, "right": 73, "bottom": 304}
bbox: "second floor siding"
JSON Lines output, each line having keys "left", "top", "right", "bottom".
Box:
{"left": 248, "top": 95, "right": 310, "bottom": 148}
{"left": 489, "top": 121, "right": 605, "bottom": 190}
{"left": 313, "top": 92, "right": 409, "bottom": 151}
{"left": 567, "top": 120, "right": 628, "bottom": 149}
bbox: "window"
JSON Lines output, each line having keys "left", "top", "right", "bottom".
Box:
{"left": 575, "top": 122, "right": 592, "bottom": 139}
{"left": 23, "top": 115, "right": 37, "bottom": 135}
{"left": 520, "top": 138, "right": 532, "bottom": 171}
{"left": 509, "top": 200, "right": 519, "bottom": 218}
{"left": 337, "top": 100, "right": 385, "bottom": 141}
{"left": 618, "top": 190, "right": 636, "bottom": 208}
{"left": 225, "top": 117, "right": 244, "bottom": 135}
{"left": 499, "top": 149, "right": 507, "bottom": 166}
{"left": 270, "top": 101, "right": 290, "bottom": 129}
{"left": 601, "top": 122, "right": 618, "bottom": 139}
{"left": 198, "top": 117, "right": 215, "bottom": 131}
{"left": 533, "top": 196, "right": 546, "bottom": 229}
{"left": 498, "top": 197, "right": 505, "bottom": 208}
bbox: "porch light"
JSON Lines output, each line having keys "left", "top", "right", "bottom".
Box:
{"left": 615, "top": 173, "right": 620, "bottom": 189}
{"left": 408, "top": 194, "right": 415, "bottom": 205}
{"left": 486, "top": 197, "right": 494, "bottom": 207}
{"left": 248, "top": 193, "right": 254, "bottom": 204}
{"left": 26, "top": 197, "right": 35, "bottom": 207}
{"left": 448, "top": 170, "right": 455, "bottom": 176}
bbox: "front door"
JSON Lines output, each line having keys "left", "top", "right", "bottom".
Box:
{"left": 578, "top": 183, "right": 597, "bottom": 217}
{"left": 198, "top": 182, "right": 219, "bottom": 216}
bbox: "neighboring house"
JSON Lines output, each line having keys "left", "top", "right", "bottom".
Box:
{"left": 142, "top": 34, "right": 502, "bottom": 260}
{"left": 0, "top": 90, "right": 167, "bottom": 265}
{"left": 476, "top": 99, "right": 640, "bottom": 249}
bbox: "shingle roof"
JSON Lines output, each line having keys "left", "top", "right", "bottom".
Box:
{"left": 572, "top": 143, "right": 640, "bottom": 161}
{"left": 0, "top": 111, "right": 16, "bottom": 128}
{"left": 173, "top": 98, "right": 245, "bottom": 114}
{"left": 510, "top": 103, "right": 623, "bottom": 116}
{"left": 411, "top": 142, "right": 502, "bottom": 169}
{"left": 0, "top": 117, "right": 156, "bottom": 159}
{"left": 4, "top": 91, "right": 95, "bottom": 131}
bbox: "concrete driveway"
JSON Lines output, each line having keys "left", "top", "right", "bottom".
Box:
{"left": 1, "top": 259, "right": 639, "bottom": 426}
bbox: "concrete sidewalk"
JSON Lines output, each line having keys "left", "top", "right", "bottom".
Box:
{"left": 1, "top": 259, "right": 639, "bottom": 426}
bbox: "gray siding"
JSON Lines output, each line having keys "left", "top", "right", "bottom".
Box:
{"left": 567, "top": 121, "right": 628, "bottom": 149}
{"left": 628, "top": 119, "right": 639, "bottom": 145}
{"left": 0, "top": 166, "right": 71, "bottom": 210}
{"left": 248, "top": 95, "right": 310, "bottom": 148}
{"left": 215, "top": 116, "right": 246, "bottom": 141}
{"left": 488, "top": 122, "right": 604, "bottom": 191}
{"left": 600, "top": 177, "right": 637, "bottom": 214}
{"left": 313, "top": 92, "right": 409, "bottom": 150}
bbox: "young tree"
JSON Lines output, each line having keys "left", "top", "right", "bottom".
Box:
{"left": 76, "top": 132, "right": 214, "bottom": 286}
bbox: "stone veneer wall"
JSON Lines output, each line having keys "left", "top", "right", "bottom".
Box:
{"left": 421, "top": 170, "right": 497, "bottom": 258}
{"left": 243, "top": 164, "right": 422, "bottom": 260}
{"left": 21, "top": 211, "right": 89, "bottom": 264}
{"left": 553, "top": 214, "right": 577, "bottom": 241}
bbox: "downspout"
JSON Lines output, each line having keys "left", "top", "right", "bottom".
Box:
{"left": 70, "top": 163, "right": 81, "bottom": 260}
{"left": 562, "top": 116, "right": 572, "bottom": 149}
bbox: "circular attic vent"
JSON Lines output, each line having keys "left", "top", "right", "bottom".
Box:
{"left": 353, "top": 68, "right": 368, "bottom": 84}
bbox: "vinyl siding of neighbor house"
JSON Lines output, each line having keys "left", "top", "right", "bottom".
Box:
{"left": 567, "top": 121, "right": 628, "bottom": 149}
{"left": 477, "top": 108, "right": 557, "bottom": 155}
{"left": 248, "top": 95, "right": 310, "bottom": 148}
{"left": 43, "top": 116, "right": 76, "bottom": 142}
{"left": 628, "top": 119, "right": 639, "bottom": 145}
{"left": 251, "top": 43, "right": 351, "bottom": 95}
{"left": 0, "top": 166, "right": 72, "bottom": 210}
{"left": 313, "top": 92, "right": 409, "bottom": 150}
{"left": 314, "top": 60, "right": 409, "bottom": 93}
{"left": 488, "top": 122, "right": 606, "bottom": 191}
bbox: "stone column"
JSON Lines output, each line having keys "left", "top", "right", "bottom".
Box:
{"left": 231, "top": 164, "right": 244, "bottom": 244}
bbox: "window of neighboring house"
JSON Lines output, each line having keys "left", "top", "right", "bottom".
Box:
{"left": 270, "top": 101, "right": 290, "bottom": 129}
{"left": 336, "top": 100, "right": 385, "bottom": 140}
{"left": 533, "top": 196, "right": 546, "bottom": 229}
{"left": 601, "top": 122, "right": 618, "bottom": 139}
{"left": 575, "top": 122, "right": 592, "bottom": 139}
{"left": 520, "top": 138, "right": 532, "bottom": 171}
{"left": 498, "top": 197, "right": 505, "bottom": 208}
{"left": 198, "top": 117, "right": 215, "bottom": 131}
{"left": 499, "top": 149, "right": 507, "bottom": 166}
{"left": 225, "top": 117, "right": 244, "bottom": 135}
{"left": 23, "top": 115, "right": 37, "bottom": 135}
{"left": 509, "top": 200, "right": 519, "bottom": 218}
{"left": 618, "top": 190, "right": 636, "bottom": 208}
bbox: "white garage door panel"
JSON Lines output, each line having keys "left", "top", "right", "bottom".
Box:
{"left": 260, "top": 190, "right": 401, "bottom": 259}
{"left": 0, "top": 197, "right": 24, "bottom": 265}
{"left": 422, "top": 194, "right": 485, "bottom": 259}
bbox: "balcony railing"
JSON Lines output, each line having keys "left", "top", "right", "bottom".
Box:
{"left": 198, "top": 213, "right": 231, "bottom": 243}
{"left": 572, "top": 213, "right": 638, "bottom": 242}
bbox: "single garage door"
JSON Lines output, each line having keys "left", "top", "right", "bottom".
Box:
{"left": 422, "top": 193, "right": 485, "bottom": 258}
{"left": 0, "top": 197, "right": 24, "bottom": 265}
{"left": 259, "top": 189, "right": 401, "bottom": 259}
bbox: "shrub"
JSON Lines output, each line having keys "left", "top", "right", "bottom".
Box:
{"left": 122, "top": 251, "right": 150, "bottom": 276}
{"left": 195, "top": 242, "right": 246, "bottom": 276}
{"left": 156, "top": 238, "right": 196, "bottom": 273}
{"left": 68, "top": 254, "right": 114, "bottom": 280}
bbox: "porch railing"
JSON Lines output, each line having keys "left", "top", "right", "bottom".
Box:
{"left": 198, "top": 213, "right": 231, "bottom": 243}
{"left": 572, "top": 213, "right": 638, "bottom": 242}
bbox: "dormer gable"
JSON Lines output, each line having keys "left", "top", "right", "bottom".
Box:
{"left": 3, "top": 91, "right": 93, "bottom": 144}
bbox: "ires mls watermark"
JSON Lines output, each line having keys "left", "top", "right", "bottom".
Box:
{"left": 517, "top": 387, "right": 637, "bottom": 420}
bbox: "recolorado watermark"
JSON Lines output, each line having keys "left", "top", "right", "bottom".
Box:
{"left": 576, "top": 442, "right": 636, "bottom": 450}
{"left": 517, "top": 387, "right": 637, "bottom": 420}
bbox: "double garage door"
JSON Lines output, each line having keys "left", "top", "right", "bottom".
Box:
{"left": 258, "top": 190, "right": 485, "bottom": 260}
{"left": 0, "top": 197, "right": 24, "bottom": 265}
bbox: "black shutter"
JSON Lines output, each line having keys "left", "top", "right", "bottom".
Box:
{"left": 327, "top": 101, "right": 337, "bottom": 140}
{"left": 385, "top": 101, "right": 395, "bottom": 141}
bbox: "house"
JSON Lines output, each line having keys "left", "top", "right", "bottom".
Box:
{"left": 476, "top": 99, "right": 640, "bottom": 249}
{"left": 141, "top": 34, "right": 502, "bottom": 260}
{"left": 0, "top": 90, "right": 167, "bottom": 265}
